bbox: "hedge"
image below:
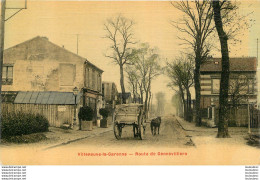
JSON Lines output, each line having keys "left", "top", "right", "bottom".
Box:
{"left": 1, "top": 112, "right": 49, "bottom": 138}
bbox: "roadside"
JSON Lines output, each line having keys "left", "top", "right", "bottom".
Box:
{"left": 176, "top": 116, "right": 260, "bottom": 149}
{"left": 0, "top": 116, "right": 113, "bottom": 150}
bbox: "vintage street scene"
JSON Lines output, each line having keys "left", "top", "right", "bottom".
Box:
{"left": 0, "top": 1, "right": 260, "bottom": 165}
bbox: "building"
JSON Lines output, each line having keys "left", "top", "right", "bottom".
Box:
{"left": 2, "top": 36, "right": 103, "bottom": 127}
{"left": 200, "top": 57, "right": 257, "bottom": 127}
{"left": 2, "top": 91, "right": 83, "bottom": 127}
{"left": 102, "top": 82, "right": 118, "bottom": 103}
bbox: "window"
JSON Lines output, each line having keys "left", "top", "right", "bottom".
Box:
{"left": 92, "top": 69, "right": 95, "bottom": 90}
{"left": 89, "top": 69, "right": 92, "bottom": 89}
{"left": 248, "top": 79, "right": 254, "bottom": 94}
{"left": 2, "top": 65, "right": 13, "bottom": 85}
{"left": 97, "top": 73, "right": 101, "bottom": 92}
{"left": 59, "top": 64, "right": 76, "bottom": 86}
{"left": 85, "top": 67, "right": 89, "bottom": 88}
{"left": 212, "top": 79, "right": 220, "bottom": 94}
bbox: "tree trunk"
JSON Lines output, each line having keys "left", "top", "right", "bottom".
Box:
{"left": 144, "top": 88, "right": 149, "bottom": 119}
{"left": 213, "top": 1, "right": 230, "bottom": 138}
{"left": 132, "top": 83, "right": 136, "bottom": 103}
{"left": 179, "top": 85, "right": 187, "bottom": 120}
{"left": 186, "top": 88, "right": 192, "bottom": 122}
{"left": 194, "top": 60, "right": 201, "bottom": 126}
{"left": 119, "top": 65, "right": 126, "bottom": 104}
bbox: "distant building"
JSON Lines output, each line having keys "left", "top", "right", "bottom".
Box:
{"left": 2, "top": 36, "right": 103, "bottom": 127}
{"left": 200, "top": 57, "right": 257, "bottom": 127}
{"left": 102, "top": 82, "right": 118, "bottom": 103}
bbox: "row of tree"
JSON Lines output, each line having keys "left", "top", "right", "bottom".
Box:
{"left": 166, "top": 0, "right": 250, "bottom": 138}
{"left": 104, "top": 16, "right": 161, "bottom": 118}
{"left": 104, "top": 0, "right": 251, "bottom": 138}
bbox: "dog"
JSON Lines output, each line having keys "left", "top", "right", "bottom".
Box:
{"left": 150, "top": 117, "right": 161, "bottom": 136}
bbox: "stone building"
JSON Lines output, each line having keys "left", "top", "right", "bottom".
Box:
{"left": 2, "top": 36, "right": 103, "bottom": 126}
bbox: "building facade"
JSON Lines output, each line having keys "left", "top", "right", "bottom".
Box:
{"left": 200, "top": 57, "right": 257, "bottom": 127}
{"left": 2, "top": 36, "right": 103, "bottom": 126}
{"left": 102, "top": 82, "right": 118, "bottom": 103}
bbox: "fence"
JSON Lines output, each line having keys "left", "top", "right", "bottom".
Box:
{"left": 201, "top": 105, "right": 259, "bottom": 127}
{"left": 250, "top": 107, "right": 260, "bottom": 128}
{"left": 1, "top": 103, "right": 75, "bottom": 127}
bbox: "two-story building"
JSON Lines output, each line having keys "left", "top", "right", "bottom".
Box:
{"left": 200, "top": 57, "right": 257, "bottom": 127}
{"left": 2, "top": 36, "right": 103, "bottom": 127}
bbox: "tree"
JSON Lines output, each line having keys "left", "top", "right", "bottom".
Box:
{"left": 171, "top": 93, "right": 183, "bottom": 117}
{"left": 212, "top": 1, "right": 234, "bottom": 138}
{"left": 128, "top": 43, "right": 161, "bottom": 118}
{"left": 165, "top": 55, "right": 194, "bottom": 122}
{"left": 172, "top": 1, "right": 214, "bottom": 126}
{"left": 125, "top": 66, "right": 139, "bottom": 103}
{"left": 104, "top": 15, "right": 136, "bottom": 104}
{"left": 171, "top": 1, "right": 251, "bottom": 126}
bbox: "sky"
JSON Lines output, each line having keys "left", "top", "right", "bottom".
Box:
{"left": 4, "top": 0, "right": 260, "bottom": 103}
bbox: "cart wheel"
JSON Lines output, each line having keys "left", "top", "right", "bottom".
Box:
{"left": 139, "top": 123, "right": 145, "bottom": 140}
{"left": 114, "top": 122, "right": 122, "bottom": 140}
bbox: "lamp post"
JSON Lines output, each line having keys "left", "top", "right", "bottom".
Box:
{"left": 73, "top": 87, "right": 79, "bottom": 127}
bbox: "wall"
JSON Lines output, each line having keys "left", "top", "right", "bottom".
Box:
{"left": 3, "top": 37, "right": 85, "bottom": 92}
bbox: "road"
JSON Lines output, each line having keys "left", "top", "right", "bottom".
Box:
{"left": 63, "top": 115, "right": 194, "bottom": 148}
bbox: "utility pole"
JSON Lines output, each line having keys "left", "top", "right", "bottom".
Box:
{"left": 76, "top": 34, "right": 78, "bottom": 55}
{"left": 0, "top": 0, "right": 6, "bottom": 134}
{"left": 257, "top": 38, "right": 258, "bottom": 61}
{"left": 0, "top": 1, "right": 26, "bottom": 136}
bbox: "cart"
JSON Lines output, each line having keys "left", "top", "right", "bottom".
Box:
{"left": 112, "top": 104, "right": 146, "bottom": 140}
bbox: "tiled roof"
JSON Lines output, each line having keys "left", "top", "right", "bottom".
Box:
{"left": 14, "top": 91, "right": 82, "bottom": 105}
{"left": 200, "top": 57, "right": 257, "bottom": 72}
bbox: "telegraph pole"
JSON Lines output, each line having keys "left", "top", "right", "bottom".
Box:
{"left": 257, "top": 38, "right": 258, "bottom": 61}
{"left": 0, "top": 0, "right": 6, "bottom": 138}
{"left": 77, "top": 34, "right": 79, "bottom": 55}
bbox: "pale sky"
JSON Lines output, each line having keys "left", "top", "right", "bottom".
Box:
{"left": 4, "top": 0, "right": 260, "bottom": 102}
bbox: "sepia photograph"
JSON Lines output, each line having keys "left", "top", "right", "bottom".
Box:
{"left": 0, "top": 0, "right": 259, "bottom": 166}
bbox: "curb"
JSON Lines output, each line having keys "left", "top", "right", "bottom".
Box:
{"left": 43, "top": 128, "right": 113, "bottom": 151}
{"left": 174, "top": 117, "right": 197, "bottom": 147}
{"left": 175, "top": 117, "right": 197, "bottom": 132}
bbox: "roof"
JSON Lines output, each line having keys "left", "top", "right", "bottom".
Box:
{"left": 200, "top": 57, "right": 257, "bottom": 72}
{"left": 1, "top": 91, "right": 18, "bottom": 103}
{"left": 14, "top": 91, "right": 82, "bottom": 105}
{"left": 4, "top": 36, "right": 103, "bottom": 72}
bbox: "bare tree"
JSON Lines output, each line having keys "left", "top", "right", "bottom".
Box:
{"left": 172, "top": 93, "right": 183, "bottom": 117}
{"left": 212, "top": 0, "right": 252, "bottom": 137}
{"left": 125, "top": 66, "right": 139, "bottom": 103}
{"left": 165, "top": 55, "right": 194, "bottom": 121}
{"left": 171, "top": 0, "right": 252, "bottom": 126}
{"left": 212, "top": 1, "right": 232, "bottom": 138}
{"left": 129, "top": 43, "right": 161, "bottom": 118}
{"left": 104, "top": 15, "right": 136, "bottom": 104}
{"left": 171, "top": 1, "right": 214, "bottom": 126}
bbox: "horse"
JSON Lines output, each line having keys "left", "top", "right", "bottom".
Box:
{"left": 150, "top": 117, "right": 161, "bottom": 136}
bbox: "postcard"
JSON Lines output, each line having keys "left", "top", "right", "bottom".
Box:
{"left": 0, "top": 0, "right": 259, "bottom": 165}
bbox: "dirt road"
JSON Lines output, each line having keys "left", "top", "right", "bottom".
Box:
{"left": 62, "top": 115, "right": 194, "bottom": 148}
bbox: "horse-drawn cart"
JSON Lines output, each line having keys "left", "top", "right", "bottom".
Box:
{"left": 112, "top": 104, "right": 146, "bottom": 140}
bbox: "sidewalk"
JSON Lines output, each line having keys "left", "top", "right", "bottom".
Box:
{"left": 42, "top": 125, "right": 113, "bottom": 150}
{"left": 0, "top": 117, "right": 113, "bottom": 150}
{"left": 176, "top": 116, "right": 260, "bottom": 148}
